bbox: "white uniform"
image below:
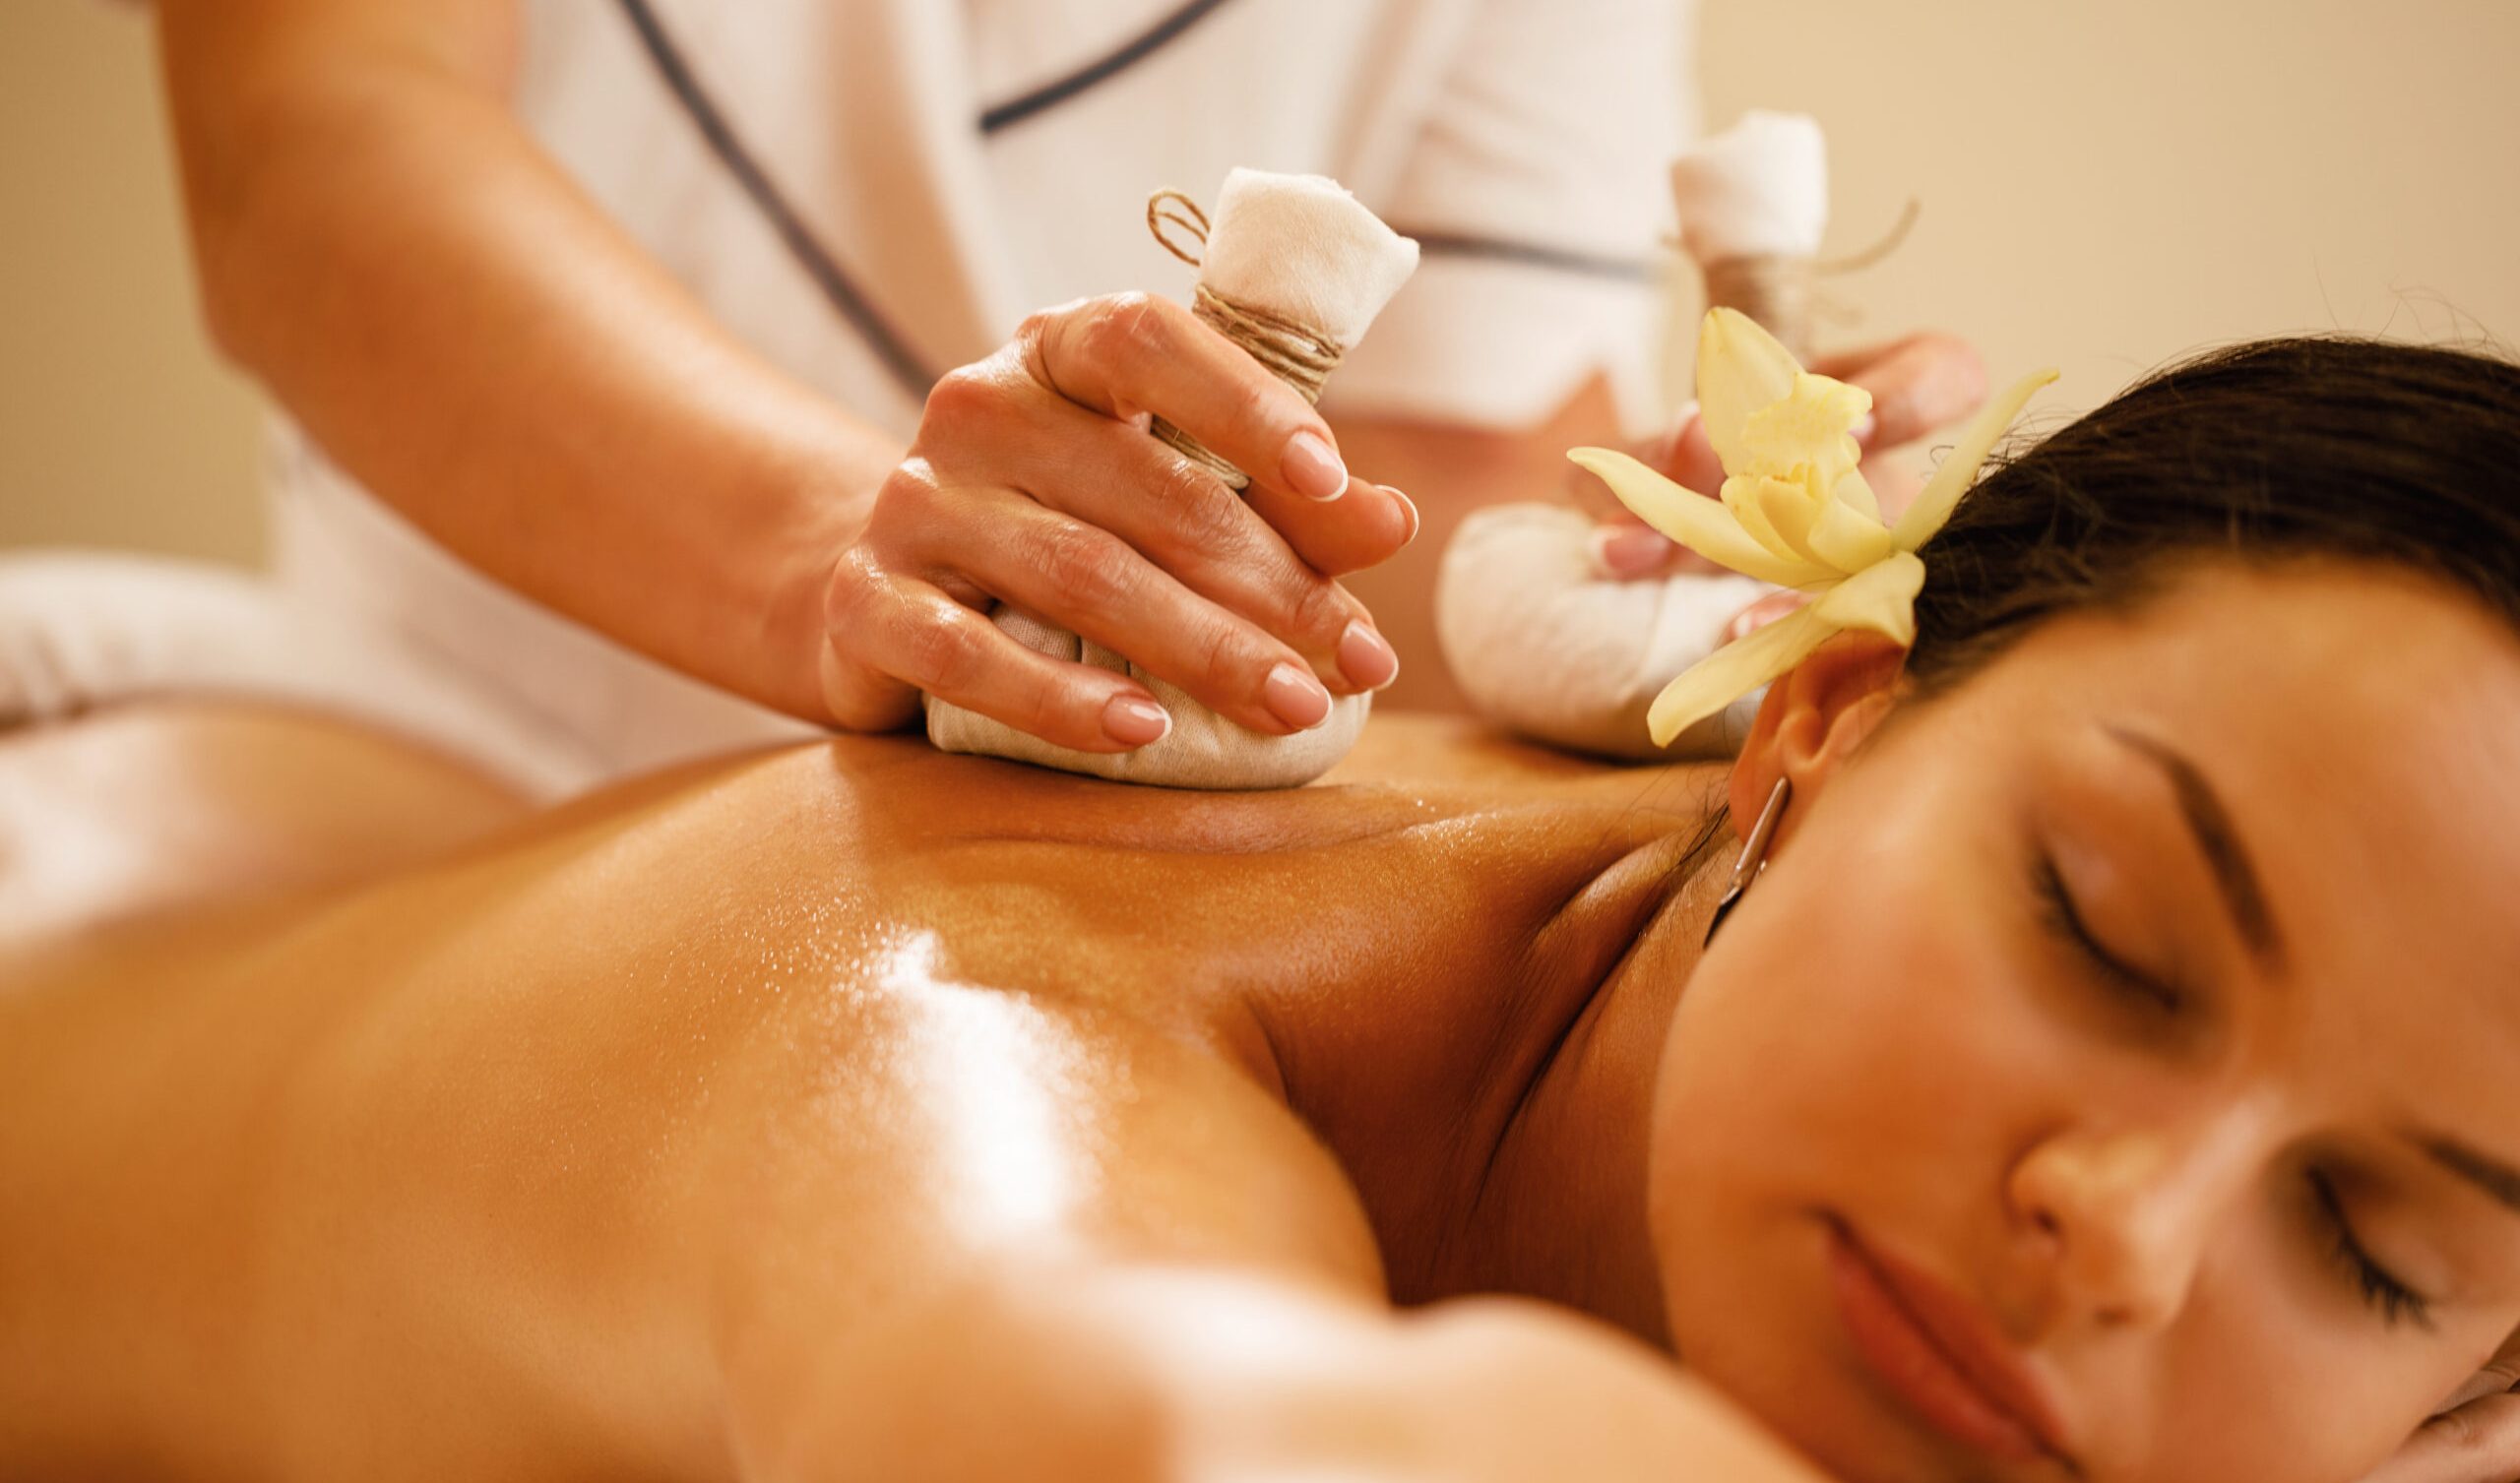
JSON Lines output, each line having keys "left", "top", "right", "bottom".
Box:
{"left": 265, "top": 0, "right": 1695, "bottom": 789}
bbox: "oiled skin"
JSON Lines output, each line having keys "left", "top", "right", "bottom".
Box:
{"left": 0, "top": 710, "right": 1761, "bottom": 1481}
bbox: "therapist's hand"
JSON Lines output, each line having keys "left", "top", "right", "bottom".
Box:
{"left": 1584, "top": 331, "right": 1990, "bottom": 587}
{"left": 815, "top": 292, "right": 1418, "bottom": 752}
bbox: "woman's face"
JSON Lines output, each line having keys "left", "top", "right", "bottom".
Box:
{"left": 1650, "top": 562, "right": 2520, "bottom": 1483}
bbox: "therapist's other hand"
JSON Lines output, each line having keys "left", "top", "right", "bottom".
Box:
{"left": 1584, "top": 330, "right": 1989, "bottom": 584}
{"left": 814, "top": 292, "right": 1418, "bottom": 752}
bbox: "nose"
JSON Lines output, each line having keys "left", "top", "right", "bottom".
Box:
{"left": 2006, "top": 1105, "right": 2270, "bottom": 1335}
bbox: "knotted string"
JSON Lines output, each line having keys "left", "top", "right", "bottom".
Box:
{"left": 1700, "top": 255, "right": 1820, "bottom": 362}
{"left": 1693, "top": 198, "right": 1922, "bottom": 364}
{"left": 1143, "top": 188, "right": 1346, "bottom": 492}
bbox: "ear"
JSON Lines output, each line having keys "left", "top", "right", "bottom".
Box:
{"left": 1727, "top": 632, "right": 1909, "bottom": 853}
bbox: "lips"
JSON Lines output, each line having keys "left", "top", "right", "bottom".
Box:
{"left": 1824, "top": 1217, "right": 2074, "bottom": 1468}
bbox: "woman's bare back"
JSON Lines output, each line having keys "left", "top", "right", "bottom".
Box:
{"left": 0, "top": 706, "right": 1730, "bottom": 1478}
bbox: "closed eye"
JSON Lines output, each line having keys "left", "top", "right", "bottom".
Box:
{"left": 2311, "top": 1170, "right": 2434, "bottom": 1330}
{"left": 2030, "top": 851, "right": 2182, "bottom": 1013}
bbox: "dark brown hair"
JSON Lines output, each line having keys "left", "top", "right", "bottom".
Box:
{"left": 1905, "top": 336, "right": 2520, "bottom": 689}
{"left": 1672, "top": 337, "right": 2518, "bottom": 864}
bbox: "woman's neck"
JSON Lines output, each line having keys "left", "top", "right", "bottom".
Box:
{"left": 1247, "top": 786, "right": 1734, "bottom": 1346}
{"left": 1431, "top": 827, "right": 1732, "bottom": 1346}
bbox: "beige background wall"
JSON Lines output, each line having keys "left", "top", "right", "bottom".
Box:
{"left": 2, "top": 1, "right": 265, "bottom": 562}
{"left": 3, "top": 1, "right": 2515, "bottom": 567}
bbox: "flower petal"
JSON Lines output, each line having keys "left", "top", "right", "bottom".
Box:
{"left": 1811, "top": 549, "right": 1927, "bottom": 648}
{"left": 1889, "top": 367, "right": 2060, "bottom": 552}
{"left": 1719, "top": 472, "right": 1790, "bottom": 556}
{"left": 1831, "top": 462, "right": 1881, "bottom": 524}
{"left": 1804, "top": 492, "right": 1897, "bottom": 573}
{"left": 1697, "top": 308, "right": 1804, "bottom": 475}
{"left": 1646, "top": 602, "right": 1834, "bottom": 747}
{"left": 1742, "top": 373, "right": 1871, "bottom": 486}
{"left": 1570, "top": 448, "right": 1837, "bottom": 587}
{"left": 1755, "top": 474, "right": 1825, "bottom": 563}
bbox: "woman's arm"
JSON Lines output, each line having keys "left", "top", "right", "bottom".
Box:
{"left": 732, "top": 1267, "right": 1837, "bottom": 1483}
{"left": 157, "top": 0, "right": 883, "bottom": 721}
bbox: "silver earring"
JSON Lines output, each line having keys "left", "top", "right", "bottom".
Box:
{"left": 1704, "top": 777, "right": 1791, "bottom": 948}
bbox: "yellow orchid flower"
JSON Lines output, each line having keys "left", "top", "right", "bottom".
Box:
{"left": 1570, "top": 308, "right": 2057, "bottom": 747}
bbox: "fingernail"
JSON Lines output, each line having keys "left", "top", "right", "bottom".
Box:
{"left": 1387, "top": 485, "right": 1419, "bottom": 544}
{"left": 1282, "top": 430, "right": 1349, "bottom": 502}
{"left": 1262, "top": 661, "right": 1333, "bottom": 730}
{"left": 1724, "top": 591, "right": 1812, "bottom": 645}
{"left": 1102, "top": 694, "right": 1171, "bottom": 747}
{"left": 1850, "top": 412, "right": 1878, "bottom": 446}
{"left": 1336, "top": 620, "right": 1399, "bottom": 691}
{"left": 1592, "top": 525, "right": 1676, "bottom": 580}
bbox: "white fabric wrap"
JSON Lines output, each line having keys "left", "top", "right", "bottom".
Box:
{"left": 1197, "top": 168, "right": 1423, "bottom": 349}
{"left": 1430, "top": 116, "right": 1828, "bottom": 763}
{"left": 1670, "top": 110, "right": 1829, "bottom": 262}
{"left": 1436, "top": 505, "right": 1771, "bottom": 760}
{"left": 0, "top": 552, "right": 601, "bottom": 797}
{"left": 924, "top": 169, "right": 1418, "bottom": 789}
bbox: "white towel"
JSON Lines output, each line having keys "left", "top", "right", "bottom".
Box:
{"left": 1670, "top": 110, "right": 1829, "bottom": 263}
{"left": 924, "top": 169, "right": 1418, "bottom": 789}
{"left": 0, "top": 551, "right": 603, "bottom": 797}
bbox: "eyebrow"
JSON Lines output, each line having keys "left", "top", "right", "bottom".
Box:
{"left": 2103, "top": 727, "right": 2286, "bottom": 971}
{"left": 2093, "top": 732, "right": 2520, "bottom": 1221}
{"left": 2419, "top": 1134, "right": 2520, "bottom": 1219}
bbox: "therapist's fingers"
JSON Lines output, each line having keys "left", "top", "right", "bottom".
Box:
{"left": 819, "top": 557, "right": 1177, "bottom": 754}
{"left": 1815, "top": 332, "right": 1984, "bottom": 525}
{"left": 915, "top": 497, "right": 1353, "bottom": 735}
{"left": 1240, "top": 476, "right": 1418, "bottom": 579}
{"left": 1013, "top": 385, "right": 1420, "bottom": 591}
{"left": 1656, "top": 399, "right": 1730, "bottom": 497}
{"left": 927, "top": 390, "right": 1401, "bottom": 695}
{"left": 1807, "top": 331, "right": 1988, "bottom": 451}
{"left": 1022, "top": 293, "right": 1415, "bottom": 568}
{"left": 1024, "top": 292, "right": 1336, "bottom": 497}
{"left": 1579, "top": 403, "right": 1727, "bottom": 582}
{"left": 1585, "top": 515, "right": 1724, "bottom": 581}
{"left": 1721, "top": 589, "right": 1812, "bottom": 645}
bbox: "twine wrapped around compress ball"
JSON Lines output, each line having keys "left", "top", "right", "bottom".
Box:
{"left": 1673, "top": 110, "right": 1917, "bottom": 360}
{"left": 924, "top": 168, "right": 1418, "bottom": 789}
{"left": 1144, "top": 191, "right": 1344, "bottom": 487}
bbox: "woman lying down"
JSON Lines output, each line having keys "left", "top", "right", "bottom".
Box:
{"left": 5, "top": 335, "right": 2519, "bottom": 1483}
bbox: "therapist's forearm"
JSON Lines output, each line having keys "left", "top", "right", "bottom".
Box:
{"left": 157, "top": 2, "right": 892, "bottom": 722}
